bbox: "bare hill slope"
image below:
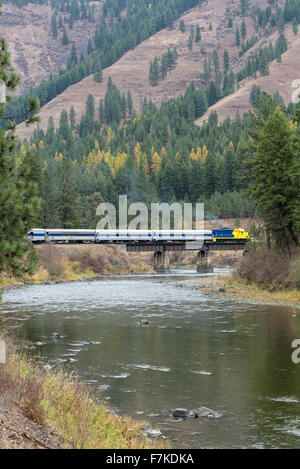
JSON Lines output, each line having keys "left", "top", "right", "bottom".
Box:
{"left": 0, "top": 2, "right": 103, "bottom": 94}
{"left": 196, "top": 25, "right": 300, "bottom": 125}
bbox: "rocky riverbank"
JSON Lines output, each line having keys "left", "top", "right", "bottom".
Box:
{"left": 175, "top": 275, "right": 300, "bottom": 308}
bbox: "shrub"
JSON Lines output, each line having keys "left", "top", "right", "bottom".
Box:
{"left": 238, "top": 245, "right": 297, "bottom": 290}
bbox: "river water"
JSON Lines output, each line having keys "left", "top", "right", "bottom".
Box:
{"left": 0, "top": 270, "right": 300, "bottom": 449}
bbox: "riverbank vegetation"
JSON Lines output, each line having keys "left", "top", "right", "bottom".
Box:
{"left": 193, "top": 275, "right": 300, "bottom": 308}
{"left": 0, "top": 335, "right": 166, "bottom": 449}
{"left": 0, "top": 245, "right": 153, "bottom": 288}
{"left": 236, "top": 93, "right": 300, "bottom": 293}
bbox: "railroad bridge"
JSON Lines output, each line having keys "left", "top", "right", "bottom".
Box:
{"left": 126, "top": 242, "right": 245, "bottom": 273}
{"left": 28, "top": 229, "right": 248, "bottom": 273}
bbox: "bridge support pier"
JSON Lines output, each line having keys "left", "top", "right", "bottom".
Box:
{"left": 153, "top": 250, "right": 170, "bottom": 273}
{"left": 197, "top": 249, "right": 213, "bottom": 273}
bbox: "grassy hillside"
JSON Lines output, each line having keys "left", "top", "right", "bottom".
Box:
{"left": 14, "top": 0, "right": 299, "bottom": 140}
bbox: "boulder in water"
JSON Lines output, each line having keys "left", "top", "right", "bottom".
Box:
{"left": 140, "top": 319, "right": 150, "bottom": 326}
{"left": 173, "top": 408, "right": 191, "bottom": 419}
{"left": 194, "top": 407, "right": 218, "bottom": 419}
{"left": 47, "top": 333, "right": 61, "bottom": 341}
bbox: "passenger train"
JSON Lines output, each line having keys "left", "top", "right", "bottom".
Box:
{"left": 27, "top": 228, "right": 250, "bottom": 244}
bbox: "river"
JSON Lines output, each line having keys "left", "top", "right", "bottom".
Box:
{"left": 0, "top": 270, "right": 299, "bottom": 449}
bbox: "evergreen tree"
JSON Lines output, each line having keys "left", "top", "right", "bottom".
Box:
{"left": 152, "top": 57, "right": 159, "bottom": 86}
{"left": 70, "top": 44, "right": 78, "bottom": 66}
{"left": 51, "top": 13, "right": 58, "bottom": 38}
{"left": 188, "top": 32, "right": 193, "bottom": 50}
{"left": 59, "top": 158, "right": 81, "bottom": 228}
{"left": 0, "top": 29, "right": 40, "bottom": 276}
{"left": 69, "top": 105, "right": 76, "bottom": 129}
{"left": 250, "top": 108, "right": 299, "bottom": 248}
{"left": 127, "top": 90, "right": 133, "bottom": 117}
{"left": 195, "top": 25, "right": 201, "bottom": 42}
{"left": 235, "top": 27, "right": 241, "bottom": 46}
{"left": 179, "top": 20, "right": 186, "bottom": 32}
{"left": 62, "top": 28, "right": 69, "bottom": 45}
{"left": 241, "top": 20, "right": 247, "bottom": 41}
{"left": 86, "top": 94, "right": 95, "bottom": 121}
{"left": 293, "top": 17, "right": 298, "bottom": 35}
{"left": 223, "top": 49, "right": 230, "bottom": 74}
{"left": 93, "top": 59, "right": 103, "bottom": 83}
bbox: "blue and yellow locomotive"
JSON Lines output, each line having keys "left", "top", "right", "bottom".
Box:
{"left": 212, "top": 228, "right": 250, "bottom": 243}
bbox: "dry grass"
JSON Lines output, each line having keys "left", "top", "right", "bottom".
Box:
{"left": 194, "top": 271, "right": 300, "bottom": 307}
{"left": 0, "top": 335, "right": 168, "bottom": 449}
{"left": 21, "top": 244, "right": 154, "bottom": 284}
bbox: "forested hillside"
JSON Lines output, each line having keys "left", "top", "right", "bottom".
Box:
{"left": 18, "top": 80, "right": 300, "bottom": 229}
{"left": 12, "top": 0, "right": 300, "bottom": 140}
{"left": 1, "top": 0, "right": 299, "bottom": 235}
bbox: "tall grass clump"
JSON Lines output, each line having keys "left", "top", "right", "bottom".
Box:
{"left": 0, "top": 335, "right": 167, "bottom": 449}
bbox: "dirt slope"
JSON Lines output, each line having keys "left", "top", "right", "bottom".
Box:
{"left": 0, "top": 2, "right": 103, "bottom": 94}
{"left": 0, "top": 407, "right": 60, "bottom": 449}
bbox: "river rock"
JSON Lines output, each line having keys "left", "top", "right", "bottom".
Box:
{"left": 47, "top": 333, "right": 61, "bottom": 340}
{"left": 140, "top": 319, "right": 150, "bottom": 326}
{"left": 194, "top": 407, "right": 218, "bottom": 419}
{"left": 173, "top": 408, "right": 192, "bottom": 419}
{"left": 140, "top": 424, "right": 163, "bottom": 439}
{"left": 106, "top": 409, "right": 118, "bottom": 418}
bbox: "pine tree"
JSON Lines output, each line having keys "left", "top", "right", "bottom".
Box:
{"left": 59, "top": 159, "right": 81, "bottom": 228}
{"left": 235, "top": 27, "right": 241, "bottom": 46}
{"left": 188, "top": 32, "right": 193, "bottom": 51}
{"left": 69, "top": 105, "right": 76, "bottom": 129}
{"left": 62, "top": 28, "right": 69, "bottom": 46}
{"left": 179, "top": 20, "right": 186, "bottom": 32}
{"left": 93, "top": 59, "right": 103, "bottom": 83}
{"left": 250, "top": 108, "right": 299, "bottom": 248}
{"left": 0, "top": 27, "right": 40, "bottom": 276}
{"left": 149, "top": 61, "right": 154, "bottom": 85}
{"left": 127, "top": 91, "right": 133, "bottom": 117}
{"left": 223, "top": 49, "right": 230, "bottom": 74}
{"left": 195, "top": 25, "right": 201, "bottom": 42}
{"left": 241, "top": 20, "right": 247, "bottom": 41}
{"left": 152, "top": 57, "right": 159, "bottom": 86}
{"left": 98, "top": 99, "right": 104, "bottom": 122}
{"left": 293, "top": 17, "right": 298, "bottom": 36}
{"left": 51, "top": 13, "right": 58, "bottom": 38}
{"left": 70, "top": 44, "right": 78, "bottom": 66}
{"left": 86, "top": 94, "right": 95, "bottom": 121}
